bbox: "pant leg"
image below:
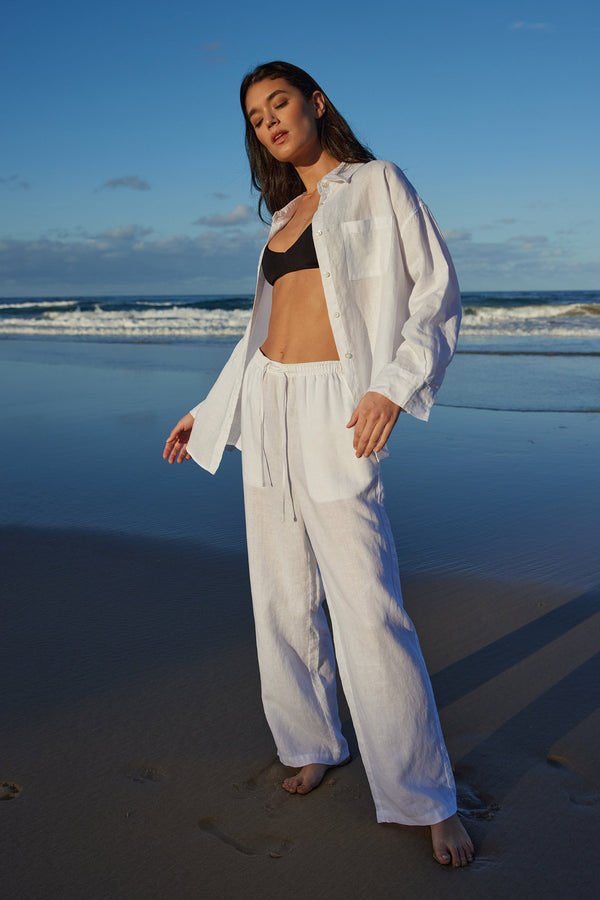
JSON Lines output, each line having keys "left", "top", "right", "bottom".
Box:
{"left": 286, "top": 365, "right": 457, "bottom": 826}
{"left": 240, "top": 353, "right": 348, "bottom": 767}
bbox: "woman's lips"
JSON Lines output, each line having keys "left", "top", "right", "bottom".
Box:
{"left": 271, "top": 130, "right": 288, "bottom": 144}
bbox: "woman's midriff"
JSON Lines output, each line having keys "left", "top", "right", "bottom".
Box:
{"left": 260, "top": 268, "right": 339, "bottom": 363}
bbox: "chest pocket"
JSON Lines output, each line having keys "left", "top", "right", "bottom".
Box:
{"left": 341, "top": 216, "right": 394, "bottom": 280}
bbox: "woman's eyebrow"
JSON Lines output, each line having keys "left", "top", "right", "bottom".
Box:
{"left": 247, "top": 89, "right": 289, "bottom": 119}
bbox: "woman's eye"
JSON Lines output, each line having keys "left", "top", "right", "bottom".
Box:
{"left": 275, "top": 100, "right": 287, "bottom": 109}
{"left": 253, "top": 120, "right": 262, "bottom": 129}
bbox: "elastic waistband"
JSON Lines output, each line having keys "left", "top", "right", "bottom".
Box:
{"left": 251, "top": 347, "right": 343, "bottom": 377}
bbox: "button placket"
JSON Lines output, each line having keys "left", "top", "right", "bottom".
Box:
{"left": 315, "top": 199, "right": 347, "bottom": 361}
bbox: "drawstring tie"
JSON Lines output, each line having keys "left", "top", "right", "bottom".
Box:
{"left": 260, "top": 363, "right": 297, "bottom": 523}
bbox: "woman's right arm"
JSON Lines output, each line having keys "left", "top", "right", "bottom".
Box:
{"left": 162, "top": 412, "right": 194, "bottom": 464}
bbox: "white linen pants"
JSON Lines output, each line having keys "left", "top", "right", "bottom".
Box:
{"left": 240, "top": 349, "right": 457, "bottom": 826}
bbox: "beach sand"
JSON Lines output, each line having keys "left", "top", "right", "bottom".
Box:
{"left": 1, "top": 340, "right": 599, "bottom": 899}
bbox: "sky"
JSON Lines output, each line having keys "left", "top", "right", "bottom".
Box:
{"left": 1, "top": 0, "right": 598, "bottom": 297}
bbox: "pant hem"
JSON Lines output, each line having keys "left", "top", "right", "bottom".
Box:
{"left": 279, "top": 752, "right": 349, "bottom": 768}
{"left": 376, "top": 803, "right": 457, "bottom": 827}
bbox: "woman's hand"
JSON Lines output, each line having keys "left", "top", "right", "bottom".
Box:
{"left": 163, "top": 413, "right": 194, "bottom": 464}
{"left": 347, "top": 392, "right": 401, "bottom": 458}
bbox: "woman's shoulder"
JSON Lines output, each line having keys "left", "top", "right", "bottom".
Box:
{"left": 349, "top": 160, "right": 420, "bottom": 209}
{"left": 354, "top": 159, "right": 416, "bottom": 189}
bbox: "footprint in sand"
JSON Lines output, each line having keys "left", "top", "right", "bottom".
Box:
{"left": 1, "top": 782, "right": 22, "bottom": 801}
{"left": 232, "top": 757, "right": 358, "bottom": 810}
{"left": 453, "top": 770, "right": 499, "bottom": 820}
{"left": 198, "top": 816, "right": 294, "bottom": 858}
{"left": 125, "top": 763, "right": 168, "bottom": 783}
{"left": 232, "top": 758, "right": 298, "bottom": 815}
{"left": 547, "top": 755, "right": 599, "bottom": 807}
{"left": 233, "top": 758, "right": 284, "bottom": 795}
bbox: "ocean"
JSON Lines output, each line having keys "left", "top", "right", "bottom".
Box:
{"left": 1, "top": 290, "right": 599, "bottom": 350}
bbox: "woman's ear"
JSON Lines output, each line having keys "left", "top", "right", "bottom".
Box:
{"left": 312, "top": 90, "right": 326, "bottom": 119}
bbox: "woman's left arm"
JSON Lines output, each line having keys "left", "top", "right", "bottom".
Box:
{"left": 366, "top": 164, "right": 462, "bottom": 423}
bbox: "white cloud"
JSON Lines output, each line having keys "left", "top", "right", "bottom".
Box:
{"left": 479, "top": 218, "right": 519, "bottom": 230}
{"left": 194, "top": 205, "right": 254, "bottom": 227}
{"left": 509, "top": 22, "right": 550, "bottom": 31}
{"left": 200, "top": 40, "right": 226, "bottom": 64}
{"left": 442, "top": 229, "right": 471, "bottom": 241}
{"left": 507, "top": 234, "right": 549, "bottom": 249}
{"left": 0, "top": 226, "right": 267, "bottom": 294}
{"left": 97, "top": 225, "right": 154, "bottom": 241}
{"left": 97, "top": 175, "right": 151, "bottom": 192}
{"left": 0, "top": 221, "right": 596, "bottom": 295}
{"left": 444, "top": 229, "right": 598, "bottom": 288}
{"left": 556, "top": 220, "right": 595, "bottom": 235}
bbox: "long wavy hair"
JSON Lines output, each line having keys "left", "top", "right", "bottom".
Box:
{"left": 240, "top": 61, "right": 375, "bottom": 221}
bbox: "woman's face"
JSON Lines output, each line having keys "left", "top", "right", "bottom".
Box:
{"left": 245, "top": 77, "right": 325, "bottom": 166}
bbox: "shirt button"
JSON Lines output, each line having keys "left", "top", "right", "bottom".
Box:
{"left": 324, "top": 271, "right": 331, "bottom": 278}
{"left": 345, "top": 352, "right": 353, "bottom": 359}
{"left": 316, "top": 230, "right": 323, "bottom": 236}
{"left": 334, "top": 311, "right": 340, "bottom": 318}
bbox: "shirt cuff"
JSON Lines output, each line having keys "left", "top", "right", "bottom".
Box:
{"left": 368, "top": 370, "right": 440, "bottom": 422}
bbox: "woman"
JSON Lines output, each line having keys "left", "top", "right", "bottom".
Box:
{"left": 164, "top": 61, "right": 474, "bottom": 867}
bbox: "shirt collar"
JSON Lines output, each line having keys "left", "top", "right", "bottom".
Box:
{"left": 319, "top": 161, "right": 364, "bottom": 185}
{"left": 272, "top": 162, "right": 366, "bottom": 222}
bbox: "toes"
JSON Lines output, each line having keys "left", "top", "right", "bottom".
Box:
{"left": 435, "top": 843, "right": 474, "bottom": 867}
{"left": 454, "top": 843, "right": 475, "bottom": 867}
{"left": 431, "top": 815, "right": 474, "bottom": 867}
{"left": 282, "top": 778, "right": 299, "bottom": 793}
{"left": 460, "top": 839, "right": 475, "bottom": 865}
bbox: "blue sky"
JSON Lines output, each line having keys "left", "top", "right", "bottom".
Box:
{"left": 2, "top": 0, "right": 598, "bottom": 296}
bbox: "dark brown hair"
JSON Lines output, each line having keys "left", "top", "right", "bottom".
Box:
{"left": 240, "top": 61, "right": 375, "bottom": 221}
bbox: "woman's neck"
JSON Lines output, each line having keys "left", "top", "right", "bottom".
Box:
{"left": 295, "top": 150, "right": 342, "bottom": 194}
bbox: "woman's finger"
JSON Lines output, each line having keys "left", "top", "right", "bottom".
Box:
{"left": 357, "top": 411, "right": 397, "bottom": 457}
{"left": 352, "top": 418, "right": 366, "bottom": 452}
{"left": 162, "top": 437, "right": 176, "bottom": 459}
{"left": 346, "top": 409, "right": 359, "bottom": 428}
{"left": 169, "top": 434, "right": 186, "bottom": 464}
{"left": 354, "top": 416, "right": 380, "bottom": 457}
{"left": 373, "top": 419, "right": 396, "bottom": 453}
{"left": 362, "top": 424, "right": 384, "bottom": 457}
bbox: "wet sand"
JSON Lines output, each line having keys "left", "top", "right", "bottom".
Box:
{"left": 1, "top": 339, "right": 599, "bottom": 898}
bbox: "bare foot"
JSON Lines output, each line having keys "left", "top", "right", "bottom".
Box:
{"left": 430, "top": 813, "right": 474, "bottom": 867}
{"left": 282, "top": 757, "right": 350, "bottom": 795}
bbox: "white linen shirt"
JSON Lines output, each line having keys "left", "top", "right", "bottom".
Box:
{"left": 186, "top": 160, "right": 461, "bottom": 474}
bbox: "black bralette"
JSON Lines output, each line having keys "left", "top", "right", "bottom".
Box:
{"left": 262, "top": 223, "right": 319, "bottom": 286}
